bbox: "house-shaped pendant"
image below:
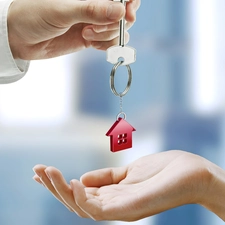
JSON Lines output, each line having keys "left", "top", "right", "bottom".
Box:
{"left": 106, "top": 117, "right": 136, "bottom": 152}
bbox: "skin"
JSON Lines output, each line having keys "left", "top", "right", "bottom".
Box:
{"left": 33, "top": 150, "right": 225, "bottom": 222}
{"left": 7, "top": 0, "right": 140, "bottom": 60}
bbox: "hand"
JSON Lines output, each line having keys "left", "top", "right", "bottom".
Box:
{"left": 32, "top": 150, "right": 225, "bottom": 222}
{"left": 7, "top": 0, "right": 140, "bottom": 60}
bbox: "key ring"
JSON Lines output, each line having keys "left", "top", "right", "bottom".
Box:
{"left": 110, "top": 61, "right": 132, "bottom": 97}
{"left": 116, "top": 111, "right": 127, "bottom": 120}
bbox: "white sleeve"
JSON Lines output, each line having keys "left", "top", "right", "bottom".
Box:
{"left": 0, "top": 0, "right": 30, "bottom": 84}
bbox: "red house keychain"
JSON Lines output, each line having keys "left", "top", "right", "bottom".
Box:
{"left": 106, "top": 114, "right": 136, "bottom": 152}
{"left": 105, "top": 0, "right": 136, "bottom": 152}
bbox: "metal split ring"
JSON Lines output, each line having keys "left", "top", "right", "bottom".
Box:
{"left": 117, "top": 111, "right": 127, "bottom": 120}
{"left": 110, "top": 61, "right": 132, "bottom": 97}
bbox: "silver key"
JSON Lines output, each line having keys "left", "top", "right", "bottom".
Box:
{"left": 106, "top": 0, "right": 136, "bottom": 66}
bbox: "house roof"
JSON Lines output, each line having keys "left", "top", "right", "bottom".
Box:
{"left": 106, "top": 117, "right": 136, "bottom": 136}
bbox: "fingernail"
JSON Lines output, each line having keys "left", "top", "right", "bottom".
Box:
{"left": 107, "top": 4, "right": 123, "bottom": 20}
{"left": 83, "top": 28, "right": 94, "bottom": 40}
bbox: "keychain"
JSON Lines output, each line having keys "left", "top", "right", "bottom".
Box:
{"left": 106, "top": 0, "right": 136, "bottom": 152}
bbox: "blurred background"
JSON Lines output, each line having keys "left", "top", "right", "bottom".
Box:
{"left": 0, "top": 0, "right": 225, "bottom": 224}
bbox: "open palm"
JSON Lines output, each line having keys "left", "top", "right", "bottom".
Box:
{"left": 33, "top": 150, "right": 216, "bottom": 221}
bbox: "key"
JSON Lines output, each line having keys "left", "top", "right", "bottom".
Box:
{"left": 106, "top": 0, "right": 136, "bottom": 152}
{"left": 106, "top": 0, "right": 136, "bottom": 66}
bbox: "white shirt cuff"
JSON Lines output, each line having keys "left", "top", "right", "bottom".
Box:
{"left": 0, "top": 0, "right": 30, "bottom": 84}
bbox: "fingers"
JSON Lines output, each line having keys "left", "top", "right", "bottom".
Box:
{"left": 80, "top": 166, "right": 127, "bottom": 187}
{"left": 33, "top": 165, "right": 107, "bottom": 219}
{"left": 83, "top": 21, "right": 132, "bottom": 39}
{"left": 82, "top": 22, "right": 130, "bottom": 50}
{"left": 33, "top": 165, "right": 101, "bottom": 219}
{"left": 45, "top": 167, "right": 90, "bottom": 218}
{"left": 65, "top": 0, "right": 136, "bottom": 49}
{"left": 63, "top": 0, "right": 125, "bottom": 25}
{"left": 33, "top": 165, "right": 89, "bottom": 216}
{"left": 125, "top": 0, "right": 141, "bottom": 22}
{"left": 83, "top": 27, "right": 120, "bottom": 42}
{"left": 89, "top": 32, "right": 130, "bottom": 50}
{"left": 33, "top": 174, "right": 43, "bottom": 185}
{"left": 81, "top": 2, "right": 135, "bottom": 50}
{"left": 33, "top": 165, "right": 128, "bottom": 221}
{"left": 70, "top": 179, "right": 104, "bottom": 221}
{"left": 33, "top": 165, "right": 74, "bottom": 212}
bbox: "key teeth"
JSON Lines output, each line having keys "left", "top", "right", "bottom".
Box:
{"left": 106, "top": 46, "right": 136, "bottom": 66}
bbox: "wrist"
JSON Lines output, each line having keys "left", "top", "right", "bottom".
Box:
{"left": 198, "top": 159, "right": 225, "bottom": 221}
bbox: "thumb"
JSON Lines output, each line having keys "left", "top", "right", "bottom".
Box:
{"left": 80, "top": 167, "right": 127, "bottom": 187}
{"left": 64, "top": 0, "right": 125, "bottom": 25}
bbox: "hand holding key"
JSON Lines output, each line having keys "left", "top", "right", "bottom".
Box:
{"left": 7, "top": 0, "right": 140, "bottom": 60}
